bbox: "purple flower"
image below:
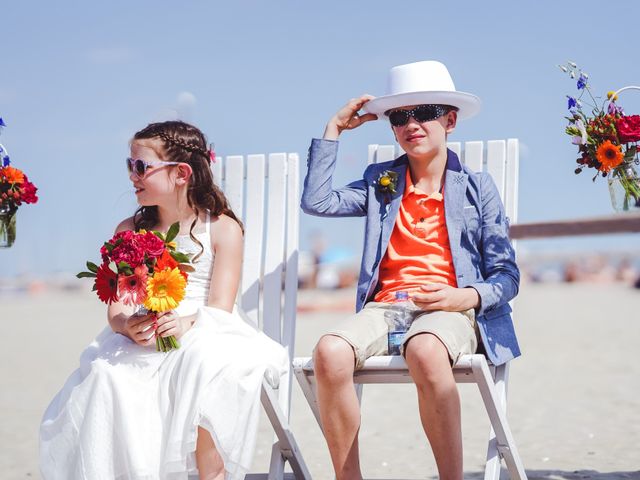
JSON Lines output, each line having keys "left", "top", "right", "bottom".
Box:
{"left": 0, "top": 118, "right": 5, "bottom": 128}
{"left": 576, "top": 73, "right": 587, "bottom": 90}
{"left": 2, "top": 156, "right": 9, "bottom": 167}
{"left": 607, "top": 102, "right": 625, "bottom": 116}
{"left": 567, "top": 96, "right": 578, "bottom": 110}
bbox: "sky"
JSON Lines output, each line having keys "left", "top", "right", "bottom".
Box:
{"left": 1, "top": 0, "right": 639, "bottom": 278}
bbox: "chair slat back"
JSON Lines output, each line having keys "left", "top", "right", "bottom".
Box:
{"left": 213, "top": 153, "right": 300, "bottom": 362}
{"left": 367, "top": 140, "right": 520, "bottom": 221}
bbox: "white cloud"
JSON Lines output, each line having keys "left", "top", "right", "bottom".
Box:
{"left": 153, "top": 91, "right": 198, "bottom": 123}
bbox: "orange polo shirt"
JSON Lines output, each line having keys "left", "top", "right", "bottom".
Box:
{"left": 374, "top": 169, "right": 457, "bottom": 303}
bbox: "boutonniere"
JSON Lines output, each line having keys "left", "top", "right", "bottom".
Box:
{"left": 376, "top": 170, "right": 399, "bottom": 195}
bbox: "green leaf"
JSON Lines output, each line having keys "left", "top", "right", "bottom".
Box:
{"left": 76, "top": 272, "right": 97, "bottom": 279}
{"left": 108, "top": 261, "right": 118, "bottom": 274}
{"left": 170, "top": 251, "right": 191, "bottom": 264}
{"left": 103, "top": 242, "right": 114, "bottom": 253}
{"left": 178, "top": 263, "right": 196, "bottom": 273}
{"left": 86, "top": 261, "right": 99, "bottom": 273}
{"left": 152, "top": 230, "right": 166, "bottom": 241}
{"left": 117, "top": 261, "right": 131, "bottom": 271}
{"left": 165, "top": 222, "right": 180, "bottom": 243}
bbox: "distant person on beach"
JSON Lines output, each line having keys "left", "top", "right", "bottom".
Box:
{"left": 301, "top": 61, "right": 521, "bottom": 479}
{"left": 39, "top": 121, "right": 287, "bottom": 480}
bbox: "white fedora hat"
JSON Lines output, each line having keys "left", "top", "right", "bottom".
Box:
{"left": 363, "top": 61, "right": 481, "bottom": 120}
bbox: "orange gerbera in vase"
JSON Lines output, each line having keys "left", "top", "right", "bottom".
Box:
{"left": 0, "top": 166, "right": 25, "bottom": 184}
{"left": 596, "top": 140, "right": 624, "bottom": 172}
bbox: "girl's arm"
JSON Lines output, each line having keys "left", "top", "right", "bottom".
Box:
{"left": 206, "top": 214, "right": 244, "bottom": 312}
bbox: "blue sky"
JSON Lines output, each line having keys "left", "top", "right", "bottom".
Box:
{"left": 1, "top": 1, "right": 639, "bottom": 278}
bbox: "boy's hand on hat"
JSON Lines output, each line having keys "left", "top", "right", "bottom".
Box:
{"left": 323, "top": 94, "right": 378, "bottom": 140}
{"left": 411, "top": 283, "right": 479, "bottom": 312}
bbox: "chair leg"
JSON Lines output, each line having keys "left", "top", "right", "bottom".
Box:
{"left": 292, "top": 366, "right": 324, "bottom": 432}
{"left": 471, "top": 358, "right": 527, "bottom": 480}
{"left": 484, "top": 363, "right": 509, "bottom": 480}
{"left": 261, "top": 380, "right": 312, "bottom": 480}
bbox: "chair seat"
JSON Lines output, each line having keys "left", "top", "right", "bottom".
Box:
{"left": 293, "top": 353, "right": 494, "bottom": 385}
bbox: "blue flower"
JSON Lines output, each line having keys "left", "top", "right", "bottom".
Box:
{"left": 2, "top": 155, "right": 9, "bottom": 167}
{"left": 576, "top": 73, "right": 587, "bottom": 90}
{"left": 0, "top": 118, "right": 5, "bottom": 127}
{"left": 567, "top": 96, "right": 577, "bottom": 110}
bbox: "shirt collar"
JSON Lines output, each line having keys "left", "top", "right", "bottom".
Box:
{"left": 403, "top": 167, "right": 444, "bottom": 202}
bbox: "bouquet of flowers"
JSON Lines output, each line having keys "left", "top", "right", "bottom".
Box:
{"left": 560, "top": 62, "right": 640, "bottom": 211}
{"left": 0, "top": 118, "right": 39, "bottom": 248}
{"left": 77, "top": 223, "right": 192, "bottom": 352}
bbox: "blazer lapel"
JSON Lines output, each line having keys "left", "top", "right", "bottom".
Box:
{"left": 377, "top": 158, "right": 407, "bottom": 259}
{"left": 443, "top": 149, "right": 468, "bottom": 275}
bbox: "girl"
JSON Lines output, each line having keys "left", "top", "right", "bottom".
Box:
{"left": 40, "top": 121, "right": 288, "bottom": 480}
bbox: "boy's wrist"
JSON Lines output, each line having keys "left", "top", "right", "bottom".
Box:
{"left": 463, "top": 286, "right": 481, "bottom": 310}
{"left": 323, "top": 121, "right": 341, "bottom": 140}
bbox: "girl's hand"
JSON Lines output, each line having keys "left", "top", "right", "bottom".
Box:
{"left": 411, "top": 284, "right": 480, "bottom": 312}
{"left": 155, "top": 310, "right": 193, "bottom": 340}
{"left": 323, "top": 95, "right": 378, "bottom": 140}
{"left": 123, "top": 313, "right": 156, "bottom": 347}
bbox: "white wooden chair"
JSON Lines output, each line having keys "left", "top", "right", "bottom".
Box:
{"left": 292, "top": 140, "right": 527, "bottom": 480}
{"left": 213, "top": 152, "right": 311, "bottom": 480}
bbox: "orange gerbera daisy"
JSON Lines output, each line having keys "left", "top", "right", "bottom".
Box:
{"left": 596, "top": 140, "right": 624, "bottom": 172}
{"left": 144, "top": 267, "right": 186, "bottom": 312}
{"left": 0, "top": 166, "right": 25, "bottom": 184}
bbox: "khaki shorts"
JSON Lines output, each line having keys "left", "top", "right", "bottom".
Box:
{"left": 319, "top": 302, "right": 478, "bottom": 369}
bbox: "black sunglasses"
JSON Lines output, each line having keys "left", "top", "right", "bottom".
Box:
{"left": 126, "top": 157, "right": 180, "bottom": 178}
{"left": 387, "top": 104, "right": 450, "bottom": 127}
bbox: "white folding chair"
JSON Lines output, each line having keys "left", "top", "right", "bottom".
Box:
{"left": 214, "top": 152, "right": 311, "bottom": 480}
{"left": 293, "top": 140, "right": 527, "bottom": 480}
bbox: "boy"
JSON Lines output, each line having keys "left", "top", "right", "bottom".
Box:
{"left": 301, "top": 61, "right": 520, "bottom": 480}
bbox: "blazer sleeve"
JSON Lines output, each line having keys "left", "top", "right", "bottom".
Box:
{"left": 468, "top": 172, "right": 520, "bottom": 316}
{"left": 300, "top": 138, "right": 368, "bottom": 217}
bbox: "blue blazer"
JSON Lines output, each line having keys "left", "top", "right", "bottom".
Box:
{"left": 301, "top": 138, "right": 521, "bottom": 365}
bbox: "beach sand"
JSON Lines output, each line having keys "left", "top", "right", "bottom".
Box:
{"left": 1, "top": 283, "right": 638, "bottom": 479}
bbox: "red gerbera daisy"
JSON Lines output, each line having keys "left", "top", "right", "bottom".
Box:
{"left": 95, "top": 263, "right": 118, "bottom": 304}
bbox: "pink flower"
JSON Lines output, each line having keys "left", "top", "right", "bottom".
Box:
{"left": 102, "top": 230, "right": 145, "bottom": 267}
{"left": 20, "top": 176, "right": 38, "bottom": 204}
{"left": 117, "top": 265, "right": 148, "bottom": 306}
{"left": 135, "top": 231, "right": 165, "bottom": 259}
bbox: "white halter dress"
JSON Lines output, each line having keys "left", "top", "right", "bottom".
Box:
{"left": 39, "top": 217, "right": 288, "bottom": 480}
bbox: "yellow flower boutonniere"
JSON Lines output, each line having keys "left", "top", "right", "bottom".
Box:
{"left": 377, "top": 170, "right": 399, "bottom": 195}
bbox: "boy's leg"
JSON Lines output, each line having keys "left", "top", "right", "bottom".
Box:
{"left": 403, "top": 309, "right": 478, "bottom": 480}
{"left": 404, "top": 333, "right": 463, "bottom": 480}
{"left": 313, "top": 303, "right": 389, "bottom": 480}
{"left": 314, "top": 335, "right": 362, "bottom": 479}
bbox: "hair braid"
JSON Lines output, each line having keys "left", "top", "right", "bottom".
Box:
{"left": 131, "top": 121, "right": 243, "bottom": 262}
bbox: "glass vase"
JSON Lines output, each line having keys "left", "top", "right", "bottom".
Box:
{"left": 608, "top": 162, "right": 640, "bottom": 212}
{"left": 0, "top": 206, "right": 16, "bottom": 248}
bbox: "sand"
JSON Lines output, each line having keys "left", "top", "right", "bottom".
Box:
{"left": 1, "top": 283, "right": 638, "bottom": 479}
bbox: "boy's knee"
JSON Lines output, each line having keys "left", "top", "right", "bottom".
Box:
{"left": 405, "top": 333, "right": 452, "bottom": 383}
{"left": 313, "top": 335, "right": 356, "bottom": 382}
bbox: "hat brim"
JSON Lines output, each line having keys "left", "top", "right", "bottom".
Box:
{"left": 363, "top": 91, "right": 481, "bottom": 120}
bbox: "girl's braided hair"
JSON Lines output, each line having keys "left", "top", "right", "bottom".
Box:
{"left": 132, "top": 120, "right": 243, "bottom": 262}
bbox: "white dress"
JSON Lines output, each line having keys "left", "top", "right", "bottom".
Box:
{"left": 40, "top": 218, "right": 289, "bottom": 480}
